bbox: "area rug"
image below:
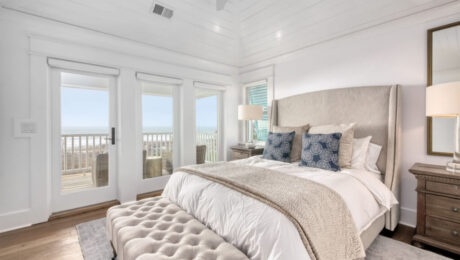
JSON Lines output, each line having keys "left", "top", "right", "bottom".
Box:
{"left": 77, "top": 218, "right": 452, "bottom": 260}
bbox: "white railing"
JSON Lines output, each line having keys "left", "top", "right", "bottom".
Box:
{"left": 197, "top": 132, "right": 218, "bottom": 162}
{"left": 61, "top": 134, "right": 108, "bottom": 175}
{"left": 143, "top": 133, "right": 174, "bottom": 157}
{"left": 61, "top": 132, "right": 218, "bottom": 175}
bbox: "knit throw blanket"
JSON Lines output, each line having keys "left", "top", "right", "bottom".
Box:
{"left": 177, "top": 162, "right": 365, "bottom": 260}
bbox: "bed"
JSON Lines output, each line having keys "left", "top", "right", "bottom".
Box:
{"left": 108, "top": 85, "right": 402, "bottom": 260}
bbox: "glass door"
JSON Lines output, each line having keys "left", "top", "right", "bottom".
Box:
{"left": 51, "top": 70, "right": 117, "bottom": 212}
{"left": 195, "top": 88, "right": 223, "bottom": 163}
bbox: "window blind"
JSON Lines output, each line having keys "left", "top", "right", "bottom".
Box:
{"left": 48, "top": 58, "right": 119, "bottom": 76}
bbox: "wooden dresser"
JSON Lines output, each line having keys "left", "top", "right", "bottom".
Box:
{"left": 410, "top": 163, "right": 460, "bottom": 254}
{"left": 230, "top": 145, "right": 264, "bottom": 160}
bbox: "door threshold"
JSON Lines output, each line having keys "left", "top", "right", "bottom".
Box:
{"left": 136, "top": 190, "right": 163, "bottom": 200}
{"left": 49, "top": 200, "right": 120, "bottom": 221}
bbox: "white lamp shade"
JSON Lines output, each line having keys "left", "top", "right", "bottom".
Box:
{"left": 426, "top": 81, "right": 460, "bottom": 117}
{"left": 238, "top": 105, "right": 263, "bottom": 120}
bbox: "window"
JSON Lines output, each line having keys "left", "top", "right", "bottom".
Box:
{"left": 141, "top": 82, "right": 175, "bottom": 179}
{"left": 196, "top": 88, "right": 222, "bottom": 163}
{"left": 59, "top": 72, "right": 113, "bottom": 193}
{"left": 246, "top": 84, "right": 268, "bottom": 143}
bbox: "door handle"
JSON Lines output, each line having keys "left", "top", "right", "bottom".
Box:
{"left": 108, "top": 127, "right": 116, "bottom": 145}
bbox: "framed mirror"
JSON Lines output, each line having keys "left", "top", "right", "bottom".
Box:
{"left": 427, "top": 21, "right": 460, "bottom": 156}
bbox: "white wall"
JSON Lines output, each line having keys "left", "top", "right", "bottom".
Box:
{"left": 0, "top": 8, "right": 239, "bottom": 232}
{"left": 241, "top": 3, "right": 460, "bottom": 227}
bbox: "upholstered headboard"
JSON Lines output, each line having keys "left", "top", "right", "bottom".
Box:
{"left": 270, "top": 85, "right": 401, "bottom": 230}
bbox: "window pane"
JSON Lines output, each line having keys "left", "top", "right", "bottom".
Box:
{"left": 196, "top": 88, "right": 219, "bottom": 163}
{"left": 142, "top": 82, "right": 174, "bottom": 179}
{"left": 248, "top": 85, "right": 268, "bottom": 142}
{"left": 60, "top": 72, "right": 110, "bottom": 192}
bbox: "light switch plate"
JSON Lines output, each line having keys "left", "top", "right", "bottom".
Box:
{"left": 14, "top": 118, "right": 37, "bottom": 138}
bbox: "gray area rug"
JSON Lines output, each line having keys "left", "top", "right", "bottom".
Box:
{"left": 77, "top": 218, "right": 452, "bottom": 260}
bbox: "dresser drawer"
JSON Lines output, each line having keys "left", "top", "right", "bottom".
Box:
{"left": 427, "top": 181, "right": 460, "bottom": 196}
{"left": 426, "top": 216, "right": 460, "bottom": 246}
{"left": 232, "top": 151, "right": 248, "bottom": 160}
{"left": 426, "top": 195, "right": 460, "bottom": 221}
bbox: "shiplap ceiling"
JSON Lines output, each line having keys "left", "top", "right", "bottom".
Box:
{"left": 237, "top": 0, "right": 458, "bottom": 66}
{"left": 1, "top": 0, "right": 458, "bottom": 67}
{"left": 0, "top": 0, "right": 241, "bottom": 65}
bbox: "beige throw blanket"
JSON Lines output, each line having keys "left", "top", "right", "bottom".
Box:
{"left": 177, "top": 162, "right": 365, "bottom": 260}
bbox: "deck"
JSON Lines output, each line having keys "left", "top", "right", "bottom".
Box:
{"left": 62, "top": 172, "right": 93, "bottom": 192}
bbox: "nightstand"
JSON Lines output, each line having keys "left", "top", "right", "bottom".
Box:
{"left": 410, "top": 163, "right": 460, "bottom": 255}
{"left": 230, "top": 145, "right": 264, "bottom": 160}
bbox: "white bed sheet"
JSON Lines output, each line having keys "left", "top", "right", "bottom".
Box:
{"left": 162, "top": 157, "right": 398, "bottom": 260}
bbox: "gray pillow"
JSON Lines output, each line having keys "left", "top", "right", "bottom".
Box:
{"left": 262, "top": 131, "right": 295, "bottom": 162}
{"left": 272, "top": 124, "right": 310, "bottom": 162}
{"left": 299, "top": 133, "right": 342, "bottom": 172}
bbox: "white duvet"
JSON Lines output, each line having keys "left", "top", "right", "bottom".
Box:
{"left": 162, "top": 157, "right": 398, "bottom": 260}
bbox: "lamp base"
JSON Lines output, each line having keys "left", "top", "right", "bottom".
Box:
{"left": 447, "top": 160, "right": 460, "bottom": 173}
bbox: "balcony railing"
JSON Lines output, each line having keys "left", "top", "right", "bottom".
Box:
{"left": 61, "top": 132, "right": 218, "bottom": 175}
{"left": 61, "top": 134, "right": 108, "bottom": 175}
{"left": 197, "top": 133, "right": 218, "bottom": 162}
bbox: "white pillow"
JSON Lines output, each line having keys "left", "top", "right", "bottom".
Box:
{"left": 366, "top": 143, "right": 382, "bottom": 174}
{"left": 351, "top": 136, "right": 372, "bottom": 169}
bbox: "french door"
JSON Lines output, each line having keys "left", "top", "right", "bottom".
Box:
{"left": 51, "top": 69, "right": 118, "bottom": 212}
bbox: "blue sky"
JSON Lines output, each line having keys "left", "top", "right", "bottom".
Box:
{"left": 61, "top": 87, "right": 217, "bottom": 133}
{"left": 196, "top": 95, "right": 217, "bottom": 129}
{"left": 61, "top": 87, "right": 109, "bottom": 132}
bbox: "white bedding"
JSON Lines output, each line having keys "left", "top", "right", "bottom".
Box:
{"left": 162, "top": 157, "right": 398, "bottom": 260}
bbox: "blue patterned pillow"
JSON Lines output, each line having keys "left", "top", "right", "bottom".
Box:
{"left": 299, "top": 133, "right": 342, "bottom": 171}
{"left": 262, "top": 131, "right": 295, "bottom": 162}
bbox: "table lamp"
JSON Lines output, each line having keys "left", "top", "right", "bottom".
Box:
{"left": 426, "top": 81, "right": 460, "bottom": 173}
{"left": 238, "top": 105, "right": 263, "bottom": 148}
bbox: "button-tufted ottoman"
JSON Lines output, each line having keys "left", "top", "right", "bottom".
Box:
{"left": 106, "top": 196, "right": 248, "bottom": 260}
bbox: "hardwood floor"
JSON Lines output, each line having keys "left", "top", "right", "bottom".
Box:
{"left": 0, "top": 206, "right": 107, "bottom": 260}
{"left": 1, "top": 205, "right": 458, "bottom": 260}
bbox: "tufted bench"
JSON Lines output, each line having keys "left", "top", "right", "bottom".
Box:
{"left": 106, "top": 196, "right": 248, "bottom": 260}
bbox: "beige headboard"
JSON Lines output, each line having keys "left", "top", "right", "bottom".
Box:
{"left": 270, "top": 85, "right": 401, "bottom": 231}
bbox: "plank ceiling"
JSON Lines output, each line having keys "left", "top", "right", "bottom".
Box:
{"left": 0, "top": 0, "right": 241, "bottom": 65}
{"left": 1, "top": 0, "right": 457, "bottom": 67}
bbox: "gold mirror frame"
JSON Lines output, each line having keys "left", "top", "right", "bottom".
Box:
{"left": 427, "top": 21, "right": 460, "bottom": 156}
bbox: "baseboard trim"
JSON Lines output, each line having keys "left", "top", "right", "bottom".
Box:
{"left": 136, "top": 190, "right": 163, "bottom": 200}
{"left": 400, "top": 207, "right": 417, "bottom": 227}
{"left": 48, "top": 200, "right": 120, "bottom": 221}
{"left": 399, "top": 220, "right": 416, "bottom": 228}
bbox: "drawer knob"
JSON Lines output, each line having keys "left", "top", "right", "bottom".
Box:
{"left": 453, "top": 207, "right": 459, "bottom": 213}
{"left": 453, "top": 231, "right": 459, "bottom": 236}
{"left": 455, "top": 185, "right": 459, "bottom": 190}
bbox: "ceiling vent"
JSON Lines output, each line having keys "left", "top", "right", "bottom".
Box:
{"left": 152, "top": 2, "right": 174, "bottom": 19}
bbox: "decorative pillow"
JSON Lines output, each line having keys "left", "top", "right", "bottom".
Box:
{"left": 272, "top": 124, "right": 310, "bottom": 162}
{"left": 299, "top": 133, "right": 342, "bottom": 172}
{"left": 308, "top": 123, "right": 355, "bottom": 168}
{"left": 351, "top": 136, "right": 372, "bottom": 169}
{"left": 262, "top": 131, "right": 295, "bottom": 162}
{"left": 366, "top": 142, "right": 382, "bottom": 174}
